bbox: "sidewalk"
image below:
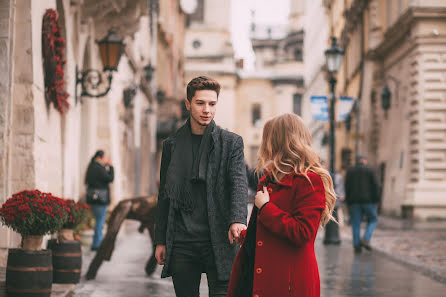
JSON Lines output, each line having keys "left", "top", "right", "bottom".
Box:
{"left": 339, "top": 215, "right": 446, "bottom": 284}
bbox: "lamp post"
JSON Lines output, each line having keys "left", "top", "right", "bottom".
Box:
{"left": 324, "top": 36, "right": 344, "bottom": 245}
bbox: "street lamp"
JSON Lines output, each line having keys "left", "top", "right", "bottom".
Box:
{"left": 324, "top": 36, "right": 344, "bottom": 245}
{"left": 324, "top": 36, "right": 344, "bottom": 175}
{"left": 76, "top": 29, "right": 125, "bottom": 100}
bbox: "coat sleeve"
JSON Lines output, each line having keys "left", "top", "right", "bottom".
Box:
{"left": 258, "top": 175, "right": 326, "bottom": 247}
{"left": 227, "top": 136, "right": 248, "bottom": 227}
{"left": 154, "top": 140, "right": 171, "bottom": 245}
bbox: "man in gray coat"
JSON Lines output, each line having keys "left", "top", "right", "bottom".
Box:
{"left": 154, "top": 76, "right": 248, "bottom": 297}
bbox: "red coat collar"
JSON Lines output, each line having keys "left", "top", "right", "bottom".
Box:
{"left": 259, "top": 171, "right": 295, "bottom": 187}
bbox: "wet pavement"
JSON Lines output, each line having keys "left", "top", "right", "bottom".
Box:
{"left": 72, "top": 217, "right": 446, "bottom": 297}
{"left": 317, "top": 240, "right": 446, "bottom": 297}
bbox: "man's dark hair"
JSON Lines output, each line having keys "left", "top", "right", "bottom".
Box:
{"left": 186, "top": 76, "right": 221, "bottom": 101}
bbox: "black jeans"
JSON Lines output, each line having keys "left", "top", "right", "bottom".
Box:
{"left": 170, "top": 242, "right": 229, "bottom": 297}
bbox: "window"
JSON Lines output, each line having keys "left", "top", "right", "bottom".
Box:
{"left": 252, "top": 104, "right": 262, "bottom": 127}
{"left": 186, "top": 0, "right": 204, "bottom": 26}
{"left": 294, "top": 49, "right": 303, "bottom": 61}
{"left": 293, "top": 93, "right": 302, "bottom": 116}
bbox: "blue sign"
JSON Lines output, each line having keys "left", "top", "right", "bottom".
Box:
{"left": 311, "top": 96, "right": 329, "bottom": 122}
{"left": 337, "top": 96, "right": 354, "bottom": 121}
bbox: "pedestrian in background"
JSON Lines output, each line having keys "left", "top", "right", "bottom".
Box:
{"left": 345, "top": 155, "right": 380, "bottom": 253}
{"left": 154, "top": 76, "right": 248, "bottom": 297}
{"left": 227, "top": 113, "right": 336, "bottom": 297}
{"left": 85, "top": 150, "right": 114, "bottom": 251}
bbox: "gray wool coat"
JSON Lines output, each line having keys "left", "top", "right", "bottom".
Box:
{"left": 154, "top": 123, "right": 248, "bottom": 281}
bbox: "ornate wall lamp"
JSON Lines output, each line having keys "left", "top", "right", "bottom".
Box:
{"left": 76, "top": 29, "right": 125, "bottom": 100}
{"left": 381, "top": 75, "right": 401, "bottom": 113}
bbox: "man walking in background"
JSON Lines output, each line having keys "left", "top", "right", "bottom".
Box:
{"left": 154, "top": 76, "right": 248, "bottom": 297}
{"left": 345, "top": 155, "right": 380, "bottom": 253}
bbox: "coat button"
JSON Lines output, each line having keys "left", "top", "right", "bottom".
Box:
{"left": 256, "top": 267, "right": 262, "bottom": 274}
{"left": 268, "top": 187, "right": 272, "bottom": 193}
{"left": 257, "top": 241, "right": 263, "bottom": 247}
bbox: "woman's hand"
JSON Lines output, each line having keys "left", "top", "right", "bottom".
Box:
{"left": 255, "top": 186, "right": 270, "bottom": 209}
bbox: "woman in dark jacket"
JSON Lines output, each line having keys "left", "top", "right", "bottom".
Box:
{"left": 85, "top": 150, "right": 114, "bottom": 251}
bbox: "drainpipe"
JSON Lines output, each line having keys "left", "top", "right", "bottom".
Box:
{"left": 148, "top": 0, "right": 159, "bottom": 195}
{"left": 355, "top": 9, "right": 365, "bottom": 156}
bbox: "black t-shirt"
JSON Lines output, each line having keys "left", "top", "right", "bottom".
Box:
{"left": 173, "top": 134, "right": 210, "bottom": 243}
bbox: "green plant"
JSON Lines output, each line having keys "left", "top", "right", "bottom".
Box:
{"left": 0, "top": 190, "right": 69, "bottom": 236}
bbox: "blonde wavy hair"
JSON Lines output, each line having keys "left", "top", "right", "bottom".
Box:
{"left": 256, "top": 113, "right": 336, "bottom": 226}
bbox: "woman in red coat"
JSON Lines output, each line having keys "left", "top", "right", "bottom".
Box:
{"left": 227, "top": 113, "right": 337, "bottom": 297}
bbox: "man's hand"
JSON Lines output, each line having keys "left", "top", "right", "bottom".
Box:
{"left": 155, "top": 245, "right": 166, "bottom": 265}
{"left": 228, "top": 223, "right": 247, "bottom": 244}
{"left": 255, "top": 186, "right": 270, "bottom": 209}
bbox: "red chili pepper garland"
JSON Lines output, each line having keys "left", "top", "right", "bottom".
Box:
{"left": 42, "top": 9, "right": 69, "bottom": 114}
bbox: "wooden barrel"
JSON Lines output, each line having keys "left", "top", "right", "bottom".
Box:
{"left": 47, "top": 239, "right": 82, "bottom": 284}
{"left": 6, "top": 248, "right": 52, "bottom": 297}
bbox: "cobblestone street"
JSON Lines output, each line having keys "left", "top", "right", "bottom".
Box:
{"left": 71, "top": 216, "right": 446, "bottom": 297}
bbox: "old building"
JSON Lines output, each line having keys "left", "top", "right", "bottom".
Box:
{"left": 0, "top": 0, "right": 186, "bottom": 262}
{"left": 183, "top": 0, "right": 238, "bottom": 131}
{"left": 236, "top": 0, "right": 306, "bottom": 167}
{"left": 325, "top": 0, "right": 446, "bottom": 219}
{"left": 302, "top": 0, "right": 331, "bottom": 157}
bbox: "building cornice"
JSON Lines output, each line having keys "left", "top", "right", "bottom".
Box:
{"left": 369, "top": 7, "right": 446, "bottom": 60}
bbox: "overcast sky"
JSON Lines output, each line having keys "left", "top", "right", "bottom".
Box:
{"left": 231, "top": 0, "right": 290, "bottom": 67}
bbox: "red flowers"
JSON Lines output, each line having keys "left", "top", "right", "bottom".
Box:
{"left": 0, "top": 190, "right": 70, "bottom": 236}
{"left": 42, "top": 8, "right": 69, "bottom": 114}
{"left": 62, "top": 199, "right": 90, "bottom": 229}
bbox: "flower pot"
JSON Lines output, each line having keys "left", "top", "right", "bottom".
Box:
{"left": 22, "top": 235, "right": 44, "bottom": 251}
{"left": 58, "top": 229, "right": 74, "bottom": 241}
{"left": 47, "top": 239, "right": 82, "bottom": 284}
{"left": 6, "top": 248, "right": 53, "bottom": 297}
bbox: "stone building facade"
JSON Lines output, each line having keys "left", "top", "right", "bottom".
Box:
{"left": 0, "top": 0, "right": 186, "bottom": 260}
{"left": 183, "top": 0, "right": 238, "bottom": 132}
{"left": 325, "top": 0, "right": 446, "bottom": 219}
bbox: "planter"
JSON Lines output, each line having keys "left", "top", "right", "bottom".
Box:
{"left": 22, "top": 235, "right": 44, "bottom": 251}
{"left": 47, "top": 239, "right": 82, "bottom": 284}
{"left": 58, "top": 229, "right": 74, "bottom": 241}
{"left": 6, "top": 248, "right": 52, "bottom": 297}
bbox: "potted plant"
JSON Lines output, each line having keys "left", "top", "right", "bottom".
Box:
{"left": 48, "top": 199, "right": 89, "bottom": 284}
{"left": 0, "top": 190, "right": 69, "bottom": 297}
{"left": 58, "top": 199, "right": 90, "bottom": 241}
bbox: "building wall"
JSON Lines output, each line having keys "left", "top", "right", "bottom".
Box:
{"left": 332, "top": 0, "right": 446, "bottom": 219}
{"left": 0, "top": 1, "right": 185, "bottom": 257}
{"left": 303, "top": 0, "right": 330, "bottom": 155}
{"left": 235, "top": 79, "right": 276, "bottom": 166}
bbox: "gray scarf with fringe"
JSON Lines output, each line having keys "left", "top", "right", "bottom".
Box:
{"left": 163, "top": 119, "right": 215, "bottom": 213}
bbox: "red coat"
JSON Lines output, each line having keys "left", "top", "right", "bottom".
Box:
{"left": 227, "top": 171, "right": 326, "bottom": 297}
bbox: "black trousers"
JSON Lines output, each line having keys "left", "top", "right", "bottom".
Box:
{"left": 170, "top": 242, "right": 229, "bottom": 297}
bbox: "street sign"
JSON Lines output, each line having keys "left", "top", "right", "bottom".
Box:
{"left": 311, "top": 96, "right": 329, "bottom": 122}
{"left": 337, "top": 96, "right": 354, "bottom": 121}
{"left": 311, "top": 95, "right": 355, "bottom": 122}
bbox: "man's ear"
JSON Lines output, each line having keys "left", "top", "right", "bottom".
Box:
{"left": 184, "top": 98, "right": 191, "bottom": 111}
